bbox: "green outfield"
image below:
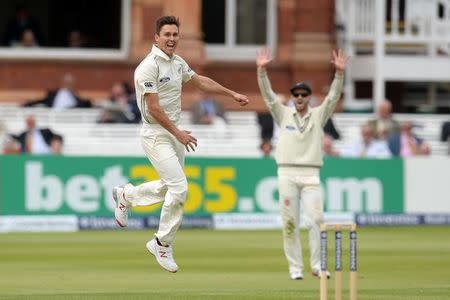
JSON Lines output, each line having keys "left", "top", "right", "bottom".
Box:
{"left": 1, "top": 226, "right": 450, "bottom": 300}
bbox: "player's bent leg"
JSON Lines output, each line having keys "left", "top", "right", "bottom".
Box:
{"left": 113, "top": 184, "right": 132, "bottom": 227}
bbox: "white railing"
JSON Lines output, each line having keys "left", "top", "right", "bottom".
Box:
{"left": 336, "top": 0, "right": 450, "bottom": 111}
{"left": 338, "top": 0, "right": 450, "bottom": 48}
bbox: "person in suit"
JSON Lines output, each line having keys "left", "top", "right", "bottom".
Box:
{"left": 23, "top": 73, "right": 92, "bottom": 109}
{"left": 368, "top": 100, "right": 400, "bottom": 139}
{"left": 12, "top": 115, "right": 63, "bottom": 155}
{"left": 190, "top": 91, "right": 226, "bottom": 125}
{"left": 388, "top": 121, "right": 430, "bottom": 157}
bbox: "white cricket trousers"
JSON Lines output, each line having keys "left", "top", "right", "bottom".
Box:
{"left": 278, "top": 166, "right": 324, "bottom": 274}
{"left": 123, "top": 124, "right": 187, "bottom": 246}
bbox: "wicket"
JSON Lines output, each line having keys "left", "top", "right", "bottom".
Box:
{"left": 320, "top": 223, "right": 357, "bottom": 300}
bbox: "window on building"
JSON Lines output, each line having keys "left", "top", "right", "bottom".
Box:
{"left": 0, "top": 0, "right": 130, "bottom": 60}
{"left": 202, "top": 0, "right": 276, "bottom": 61}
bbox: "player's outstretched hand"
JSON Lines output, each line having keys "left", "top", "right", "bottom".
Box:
{"left": 256, "top": 47, "right": 273, "bottom": 68}
{"left": 176, "top": 130, "right": 198, "bottom": 152}
{"left": 331, "top": 49, "right": 349, "bottom": 74}
{"left": 233, "top": 93, "right": 249, "bottom": 106}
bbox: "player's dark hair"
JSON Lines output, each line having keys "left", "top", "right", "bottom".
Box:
{"left": 156, "top": 16, "right": 180, "bottom": 35}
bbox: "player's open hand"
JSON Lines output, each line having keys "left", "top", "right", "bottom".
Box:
{"left": 233, "top": 93, "right": 249, "bottom": 106}
{"left": 331, "top": 49, "right": 349, "bottom": 74}
{"left": 256, "top": 47, "right": 273, "bottom": 68}
{"left": 176, "top": 130, "right": 197, "bottom": 152}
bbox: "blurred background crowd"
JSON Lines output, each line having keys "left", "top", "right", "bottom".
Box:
{"left": 0, "top": 0, "right": 449, "bottom": 158}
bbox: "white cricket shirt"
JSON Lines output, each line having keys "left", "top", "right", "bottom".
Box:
{"left": 257, "top": 70, "right": 344, "bottom": 167}
{"left": 134, "top": 45, "right": 196, "bottom": 125}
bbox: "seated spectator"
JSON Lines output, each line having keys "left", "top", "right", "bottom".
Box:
{"left": 50, "top": 134, "right": 64, "bottom": 155}
{"left": 67, "top": 30, "right": 85, "bottom": 48}
{"left": 11, "top": 115, "right": 63, "bottom": 155}
{"left": 97, "top": 82, "right": 140, "bottom": 123}
{"left": 441, "top": 121, "right": 450, "bottom": 155}
{"left": 190, "top": 92, "right": 226, "bottom": 125}
{"left": 2, "top": 4, "right": 44, "bottom": 46}
{"left": 15, "top": 29, "right": 39, "bottom": 48}
{"left": 23, "top": 73, "right": 92, "bottom": 109}
{"left": 441, "top": 121, "right": 450, "bottom": 142}
{"left": 259, "top": 138, "right": 274, "bottom": 158}
{"left": 323, "top": 134, "right": 340, "bottom": 157}
{"left": 388, "top": 121, "right": 431, "bottom": 157}
{"left": 368, "top": 100, "right": 400, "bottom": 139}
{"left": 0, "top": 121, "right": 20, "bottom": 154}
{"left": 341, "top": 123, "right": 392, "bottom": 158}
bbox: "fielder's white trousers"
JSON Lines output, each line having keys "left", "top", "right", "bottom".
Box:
{"left": 278, "top": 166, "right": 324, "bottom": 274}
{"left": 123, "top": 124, "right": 187, "bottom": 246}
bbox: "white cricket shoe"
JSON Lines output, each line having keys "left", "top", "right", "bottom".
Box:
{"left": 146, "top": 238, "right": 178, "bottom": 273}
{"left": 312, "top": 268, "right": 331, "bottom": 279}
{"left": 289, "top": 270, "right": 304, "bottom": 280}
{"left": 113, "top": 185, "right": 130, "bottom": 227}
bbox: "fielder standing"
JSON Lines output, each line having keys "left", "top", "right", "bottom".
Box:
{"left": 256, "top": 47, "right": 348, "bottom": 280}
{"left": 113, "top": 15, "right": 249, "bottom": 273}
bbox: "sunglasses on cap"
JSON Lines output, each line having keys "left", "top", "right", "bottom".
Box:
{"left": 292, "top": 91, "right": 310, "bottom": 98}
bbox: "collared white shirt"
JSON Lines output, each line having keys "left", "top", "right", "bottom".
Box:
{"left": 29, "top": 129, "right": 51, "bottom": 154}
{"left": 53, "top": 88, "right": 76, "bottom": 110}
{"left": 134, "top": 45, "right": 196, "bottom": 125}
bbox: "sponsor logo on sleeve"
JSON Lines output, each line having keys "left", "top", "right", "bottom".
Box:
{"left": 285, "top": 125, "right": 296, "bottom": 131}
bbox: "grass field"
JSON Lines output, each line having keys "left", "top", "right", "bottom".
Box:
{"left": 1, "top": 226, "right": 450, "bottom": 299}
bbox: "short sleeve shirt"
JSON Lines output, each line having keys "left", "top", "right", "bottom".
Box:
{"left": 134, "top": 45, "right": 196, "bottom": 124}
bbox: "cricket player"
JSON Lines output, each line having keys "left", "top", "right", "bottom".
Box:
{"left": 256, "top": 47, "right": 348, "bottom": 280}
{"left": 113, "top": 16, "right": 249, "bottom": 273}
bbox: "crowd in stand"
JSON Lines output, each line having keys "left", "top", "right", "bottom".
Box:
{"left": 0, "top": 5, "right": 448, "bottom": 157}
{"left": 257, "top": 96, "right": 445, "bottom": 159}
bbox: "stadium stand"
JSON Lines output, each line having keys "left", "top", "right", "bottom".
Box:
{"left": 1, "top": 104, "right": 448, "bottom": 157}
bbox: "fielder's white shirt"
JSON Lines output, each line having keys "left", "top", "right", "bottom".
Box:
{"left": 257, "top": 70, "right": 344, "bottom": 167}
{"left": 134, "top": 45, "right": 196, "bottom": 125}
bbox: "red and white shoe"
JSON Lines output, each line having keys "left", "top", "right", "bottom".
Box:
{"left": 146, "top": 238, "right": 178, "bottom": 273}
{"left": 312, "top": 268, "right": 331, "bottom": 279}
{"left": 112, "top": 185, "right": 130, "bottom": 227}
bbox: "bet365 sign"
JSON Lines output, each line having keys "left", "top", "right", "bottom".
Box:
{"left": 0, "top": 156, "right": 403, "bottom": 216}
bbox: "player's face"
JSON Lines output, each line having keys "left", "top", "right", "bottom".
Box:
{"left": 292, "top": 89, "right": 311, "bottom": 113}
{"left": 155, "top": 24, "right": 179, "bottom": 57}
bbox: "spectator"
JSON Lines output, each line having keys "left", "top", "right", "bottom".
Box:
{"left": 322, "top": 134, "right": 340, "bottom": 157}
{"left": 97, "top": 82, "right": 140, "bottom": 123}
{"left": 67, "top": 30, "right": 85, "bottom": 48}
{"left": 341, "top": 123, "right": 392, "bottom": 158}
{"left": 11, "top": 115, "right": 63, "bottom": 155}
{"left": 23, "top": 73, "right": 92, "bottom": 109}
{"left": 16, "top": 29, "right": 38, "bottom": 48}
{"left": 368, "top": 100, "right": 400, "bottom": 139}
{"left": 2, "top": 4, "right": 43, "bottom": 46}
{"left": 388, "top": 121, "right": 431, "bottom": 157}
{"left": 190, "top": 92, "right": 226, "bottom": 125}
{"left": 0, "top": 121, "right": 20, "bottom": 154}
{"left": 50, "top": 134, "right": 64, "bottom": 155}
{"left": 441, "top": 121, "right": 450, "bottom": 155}
{"left": 441, "top": 121, "right": 450, "bottom": 142}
